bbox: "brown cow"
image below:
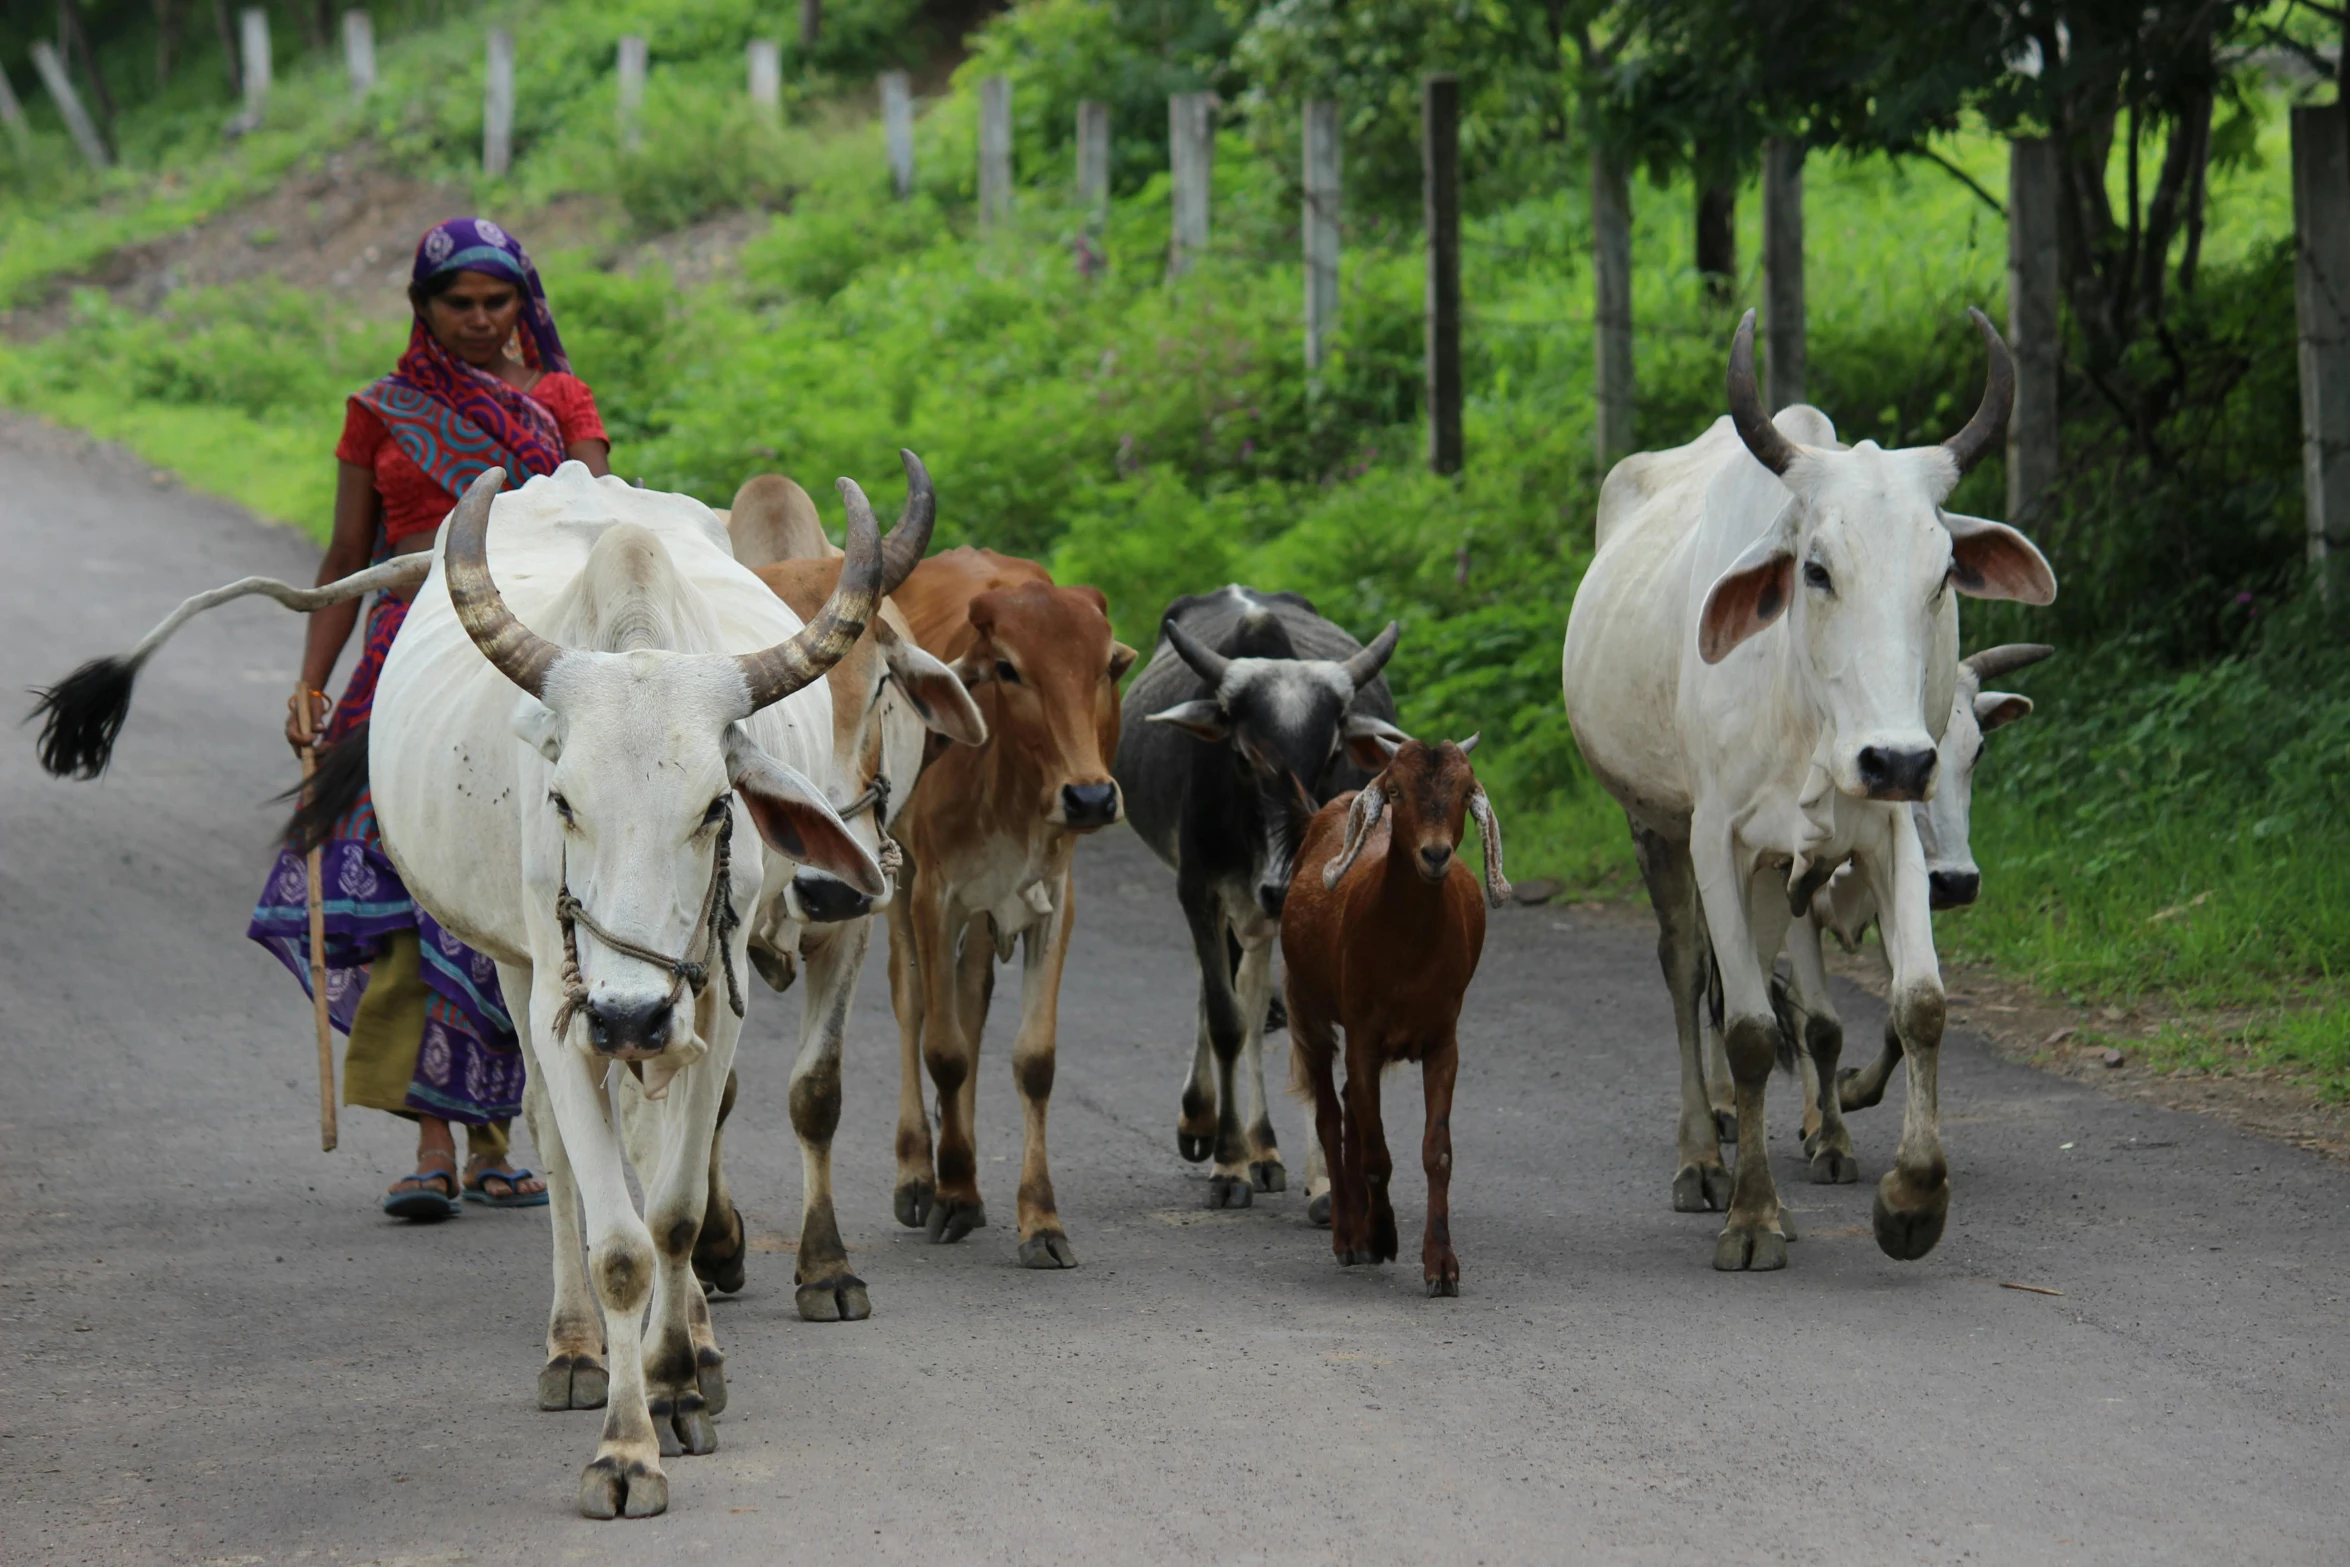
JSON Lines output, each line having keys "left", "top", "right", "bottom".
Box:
{"left": 885, "top": 547, "right": 1136, "bottom": 1268}
{"left": 1282, "top": 736, "right": 1508, "bottom": 1297}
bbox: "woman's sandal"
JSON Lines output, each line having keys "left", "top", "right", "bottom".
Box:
{"left": 464, "top": 1166, "right": 550, "bottom": 1209}
{"left": 382, "top": 1162, "right": 462, "bottom": 1221}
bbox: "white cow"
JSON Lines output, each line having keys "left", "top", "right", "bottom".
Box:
{"left": 371, "top": 462, "right": 907, "bottom": 1516}
{"left": 1562, "top": 310, "right": 2055, "bottom": 1271}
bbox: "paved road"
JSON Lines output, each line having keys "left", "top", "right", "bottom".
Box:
{"left": 4, "top": 417, "right": 2347, "bottom": 1566}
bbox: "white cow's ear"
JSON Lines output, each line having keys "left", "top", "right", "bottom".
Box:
{"left": 1974, "top": 690, "right": 2033, "bottom": 733}
{"left": 1344, "top": 712, "right": 1407, "bottom": 769}
{"left": 1943, "top": 512, "right": 2058, "bottom": 605}
{"left": 509, "top": 698, "right": 562, "bottom": 761}
{"left": 723, "top": 729, "right": 888, "bottom": 897}
{"left": 1698, "top": 532, "right": 1797, "bottom": 664}
{"left": 1148, "top": 699, "right": 1229, "bottom": 742}
{"left": 879, "top": 629, "right": 989, "bottom": 746}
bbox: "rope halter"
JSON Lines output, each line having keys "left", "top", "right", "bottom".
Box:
{"left": 551, "top": 811, "right": 746, "bottom": 1046}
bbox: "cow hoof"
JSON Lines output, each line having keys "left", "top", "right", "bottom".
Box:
{"left": 1306, "top": 1192, "right": 1331, "bottom": 1227}
{"left": 650, "top": 1393, "right": 717, "bottom": 1459}
{"left": 1205, "top": 1174, "right": 1253, "bottom": 1209}
{"left": 1712, "top": 1222, "right": 1789, "bottom": 1272}
{"left": 895, "top": 1177, "right": 935, "bottom": 1229}
{"left": 695, "top": 1348, "right": 728, "bottom": 1416}
{"left": 1711, "top": 1107, "right": 1738, "bottom": 1143}
{"left": 579, "top": 1455, "right": 666, "bottom": 1519}
{"left": 1177, "top": 1130, "right": 1214, "bottom": 1164}
{"left": 1249, "top": 1160, "right": 1286, "bottom": 1193}
{"left": 538, "top": 1354, "right": 608, "bottom": 1411}
{"left": 1873, "top": 1174, "right": 1950, "bottom": 1260}
{"left": 1808, "top": 1146, "right": 1860, "bottom": 1184}
{"left": 1672, "top": 1162, "right": 1731, "bottom": 1213}
{"left": 1018, "top": 1231, "right": 1079, "bottom": 1269}
{"left": 925, "top": 1196, "right": 986, "bottom": 1244}
{"left": 795, "top": 1276, "right": 872, "bottom": 1321}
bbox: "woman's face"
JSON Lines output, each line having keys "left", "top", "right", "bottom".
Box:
{"left": 422, "top": 269, "right": 524, "bottom": 367}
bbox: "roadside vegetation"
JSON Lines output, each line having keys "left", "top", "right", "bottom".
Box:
{"left": 5, "top": 0, "right": 2347, "bottom": 1097}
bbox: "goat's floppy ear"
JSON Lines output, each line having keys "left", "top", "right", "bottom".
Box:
{"left": 1344, "top": 713, "right": 1408, "bottom": 770}
{"left": 1148, "top": 699, "right": 1229, "bottom": 742}
{"left": 1322, "top": 782, "right": 1388, "bottom": 889}
{"left": 877, "top": 622, "right": 989, "bottom": 746}
{"left": 1698, "top": 523, "right": 1797, "bottom": 664}
{"left": 725, "top": 728, "right": 887, "bottom": 897}
{"left": 1468, "top": 786, "right": 1510, "bottom": 908}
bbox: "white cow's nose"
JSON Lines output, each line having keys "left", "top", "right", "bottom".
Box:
{"left": 1857, "top": 744, "right": 1937, "bottom": 802}
{"left": 587, "top": 995, "right": 674, "bottom": 1055}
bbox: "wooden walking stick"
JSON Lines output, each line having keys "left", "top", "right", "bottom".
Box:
{"left": 295, "top": 688, "right": 339, "bottom": 1152}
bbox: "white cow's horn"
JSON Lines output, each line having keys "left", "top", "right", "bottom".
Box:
{"left": 879, "top": 449, "right": 937, "bottom": 594}
{"left": 1341, "top": 621, "right": 1401, "bottom": 690}
{"left": 735, "top": 476, "right": 885, "bottom": 713}
{"left": 444, "top": 468, "right": 565, "bottom": 699}
{"left": 1941, "top": 307, "right": 2016, "bottom": 476}
{"left": 1961, "top": 642, "right": 2054, "bottom": 681}
{"left": 1725, "top": 310, "right": 1800, "bottom": 477}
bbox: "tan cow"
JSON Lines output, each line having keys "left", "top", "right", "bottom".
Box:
{"left": 885, "top": 547, "right": 1136, "bottom": 1268}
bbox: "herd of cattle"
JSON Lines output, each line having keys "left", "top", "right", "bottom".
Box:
{"left": 31, "top": 308, "right": 2055, "bottom": 1518}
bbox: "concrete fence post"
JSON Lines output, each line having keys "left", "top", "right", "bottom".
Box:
{"left": 748, "top": 39, "right": 781, "bottom": 123}
{"left": 27, "top": 42, "right": 107, "bottom": 168}
{"left": 2293, "top": 104, "right": 2350, "bottom": 609}
{"left": 881, "top": 71, "right": 914, "bottom": 198}
{"left": 1168, "top": 91, "right": 1213, "bottom": 278}
{"left": 1423, "top": 74, "right": 1462, "bottom": 476}
{"left": 0, "top": 64, "right": 33, "bottom": 159}
{"left": 1762, "top": 137, "right": 1806, "bottom": 411}
{"left": 342, "top": 10, "right": 376, "bottom": 96}
{"left": 483, "top": 28, "right": 515, "bottom": 177}
{"left": 616, "top": 36, "right": 646, "bottom": 150}
{"left": 1303, "top": 98, "right": 1340, "bottom": 376}
{"left": 2007, "top": 137, "right": 2061, "bottom": 528}
{"left": 239, "top": 7, "right": 271, "bottom": 126}
{"left": 1076, "top": 99, "right": 1110, "bottom": 223}
{"left": 1591, "top": 141, "right": 1635, "bottom": 468}
{"left": 978, "top": 76, "right": 1013, "bottom": 232}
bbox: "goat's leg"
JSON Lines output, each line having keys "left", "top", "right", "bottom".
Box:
{"left": 514, "top": 978, "right": 608, "bottom": 1413}
{"left": 1786, "top": 914, "right": 1859, "bottom": 1183}
{"left": 1178, "top": 871, "right": 1255, "bottom": 1208}
{"left": 1420, "top": 1032, "right": 1460, "bottom": 1297}
{"left": 1290, "top": 988, "right": 1351, "bottom": 1263}
{"left": 789, "top": 918, "right": 872, "bottom": 1319}
{"left": 1010, "top": 872, "right": 1078, "bottom": 1268}
{"left": 1343, "top": 1031, "right": 1399, "bottom": 1265}
{"left": 1233, "top": 931, "right": 1285, "bottom": 1192}
{"left": 1631, "top": 822, "right": 1730, "bottom": 1212}
{"left": 1690, "top": 821, "right": 1791, "bottom": 1272}
{"left": 1861, "top": 815, "right": 1951, "bottom": 1261}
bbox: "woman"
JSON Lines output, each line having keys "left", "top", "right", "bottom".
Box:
{"left": 248, "top": 218, "right": 610, "bottom": 1220}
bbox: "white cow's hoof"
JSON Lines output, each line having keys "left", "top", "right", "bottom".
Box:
{"left": 1249, "top": 1158, "right": 1287, "bottom": 1193}
{"left": 1873, "top": 1170, "right": 1950, "bottom": 1260}
{"left": 579, "top": 1455, "right": 667, "bottom": 1519}
{"left": 537, "top": 1354, "right": 608, "bottom": 1411}
{"left": 795, "top": 1275, "right": 872, "bottom": 1321}
{"left": 1808, "top": 1146, "right": 1861, "bottom": 1184}
{"left": 1672, "top": 1162, "right": 1731, "bottom": 1213}
{"left": 695, "top": 1347, "right": 728, "bottom": 1415}
{"left": 1205, "top": 1174, "right": 1253, "bottom": 1209}
{"left": 1713, "top": 1220, "right": 1789, "bottom": 1272}
{"left": 1305, "top": 1191, "right": 1332, "bottom": 1227}
{"left": 1711, "top": 1107, "right": 1738, "bottom": 1144}
{"left": 1018, "top": 1230, "right": 1078, "bottom": 1269}
{"left": 650, "top": 1392, "right": 717, "bottom": 1458}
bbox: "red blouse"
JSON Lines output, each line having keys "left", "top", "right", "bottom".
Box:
{"left": 336, "top": 372, "right": 609, "bottom": 544}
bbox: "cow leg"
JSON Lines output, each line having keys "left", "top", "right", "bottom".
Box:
{"left": 690, "top": 1069, "right": 747, "bottom": 1296}
{"left": 1341, "top": 1030, "right": 1398, "bottom": 1264}
{"left": 790, "top": 918, "right": 872, "bottom": 1320}
{"left": 1009, "top": 870, "right": 1078, "bottom": 1268}
{"left": 516, "top": 1009, "right": 608, "bottom": 1413}
{"left": 1700, "top": 947, "right": 1737, "bottom": 1142}
{"left": 923, "top": 908, "right": 991, "bottom": 1244}
{"left": 1420, "top": 1031, "right": 1461, "bottom": 1297}
{"left": 1177, "top": 872, "right": 1254, "bottom": 1208}
{"left": 1786, "top": 915, "right": 1858, "bottom": 1183}
{"left": 631, "top": 1043, "right": 729, "bottom": 1465}
{"left": 1233, "top": 931, "right": 1285, "bottom": 1193}
{"left": 1862, "top": 816, "right": 1950, "bottom": 1261}
{"left": 1630, "top": 823, "right": 1730, "bottom": 1213}
{"left": 886, "top": 868, "right": 936, "bottom": 1228}
{"left": 1836, "top": 1016, "right": 1906, "bottom": 1112}
{"left": 1177, "top": 1003, "right": 1218, "bottom": 1165}
{"left": 1689, "top": 827, "right": 1790, "bottom": 1272}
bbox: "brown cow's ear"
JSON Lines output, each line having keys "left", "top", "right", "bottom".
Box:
{"left": 1109, "top": 641, "right": 1139, "bottom": 681}
{"left": 725, "top": 730, "right": 887, "bottom": 896}
{"left": 1942, "top": 512, "right": 2057, "bottom": 605}
{"left": 1974, "top": 690, "right": 2033, "bottom": 733}
{"left": 1698, "top": 534, "right": 1796, "bottom": 664}
{"left": 1147, "top": 699, "right": 1228, "bottom": 742}
{"left": 881, "top": 633, "right": 989, "bottom": 746}
{"left": 1344, "top": 713, "right": 1407, "bottom": 769}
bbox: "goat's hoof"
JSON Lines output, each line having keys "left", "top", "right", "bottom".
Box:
{"left": 1712, "top": 1221, "right": 1789, "bottom": 1272}
{"left": 1711, "top": 1107, "right": 1738, "bottom": 1143}
{"left": 1337, "top": 1246, "right": 1382, "bottom": 1266}
{"left": 649, "top": 1392, "right": 718, "bottom": 1458}
{"left": 925, "top": 1196, "right": 986, "bottom": 1244}
{"left": 1205, "top": 1174, "right": 1254, "bottom": 1209}
{"left": 795, "top": 1274, "right": 872, "bottom": 1322}
{"left": 1249, "top": 1159, "right": 1286, "bottom": 1193}
{"left": 695, "top": 1348, "right": 727, "bottom": 1416}
{"left": 1873, "top": 1172, "right": 1950, "bottom": 1260}
{"left": 1018, "top": 1230, "right": 1079, "bottom": 1269}
{"left": 1672, "top": 1162, "right": 1731, "bottom": 1213}
{"left": 1424, "top": 1250, "right": 1460, "bottom": 1296}
{"left": 537, "top": 1353, "right": 608, "bottom": 1411}
{"left": 1808, "top": 1146, "right": 1860, "bottom": 1185}
{"left": 579, "top": 1454, "right": 666, "bottom": 1519}
{"left": 894, "top": 1177, "right": 934, "bottom": 1229}
{"left": 1305, "top": 1191, "right": 1332, "bottom": 1227}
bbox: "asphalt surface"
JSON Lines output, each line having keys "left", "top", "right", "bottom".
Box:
{"left": 4, "top": 415, "right": 2348, "bottom": 1566}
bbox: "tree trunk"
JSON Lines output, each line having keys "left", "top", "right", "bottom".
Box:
{"left": 57, "top": 0, "right": 116, "bottom": 148}
{"left": 154, "top": 0, "right": 177, "bottom": 89}
{"left": 214, "top": 0, "right": 240, "bottom": 93}
{"left": 1695, "top": 182, "right": 1736, "bottom": 300}
{"left": 293, "top": 0, "right": 324, "bottom": 53}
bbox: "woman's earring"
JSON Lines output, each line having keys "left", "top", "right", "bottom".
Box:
{"left": 502, "top": 329, "right": 524, "bottom": 364}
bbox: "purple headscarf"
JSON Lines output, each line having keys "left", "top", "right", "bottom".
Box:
{"left": 411, "top": 216, "right": 570, "bottom": 373}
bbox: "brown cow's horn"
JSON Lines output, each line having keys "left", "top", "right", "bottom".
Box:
{"left": 879, "top": 449, "right": 936, "bottom": 594}
{"left": 1341, "top": 621, "right": 1401, "bottom": 690}
{"left": 1726, "top": 310, "right": 1800, "bottom": 477}
{"left": 1162, "top": 618, "right": 1231, "bottom": 690}
{"left": 735, "top": 476, "right": 884, "bottom": 712}
{"left": 1961, "top": 642, "right": 2054, "bottom": 681}
{"left": 444, "top": 467, "right": 565, "bottom": 699}
{"left": 1942, "top": 307, "right": 2016, "bottom": 477}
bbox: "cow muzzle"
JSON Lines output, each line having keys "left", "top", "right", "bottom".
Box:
{"left": 1856, "top": 743, "right": 1938, "bottom": 802}
{"left": 789, "top": 867, "right": 873, "bottom": 924}
{"left": 585, "top": 994, "right": 675, "bottom": 1058}
{"left": 1928, "top": 868, "right": 1981, "bottom": 910}
{"left": 1054, "top": 779, "right": 1122, "bottom": 830}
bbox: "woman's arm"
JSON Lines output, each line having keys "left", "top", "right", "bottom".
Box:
{"left": 566, "top": 438, "right": 611, "bottom": 477}
{"left": 287, "top": 461, "right": 383, "bottom": 750}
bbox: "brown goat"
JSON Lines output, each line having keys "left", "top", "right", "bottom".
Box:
{"left": 1281, "top": 736, "right": 1507, "bottom": 1296}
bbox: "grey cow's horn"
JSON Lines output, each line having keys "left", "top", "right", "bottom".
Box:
{"left": 735, "top": 476, "right": 885, "bottom": 713}
{"left": 444, "top": 467, "right": 565, "bottom": 699}
{"left": 1726, "top": 310, "right": 1801, "bottom": 477}
{"left": 1941, "top": 307, "right": 2016, "bottom": 477}
{"left": 879, "top": 449, "right": 937, "bottom": 594}
{"left": 1961, "top": 642, "right": 2054, "bottom": 682}
{"left": 1341, "top": 621, "right": 1401, "bottom": 689}
{"left": 1162, "top": 618, "right": 1231, "bottom": 689}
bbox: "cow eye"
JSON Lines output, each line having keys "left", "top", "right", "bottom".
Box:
{"left": 702, "top": 796, "right": 730, "bottom": 828}
{"left": 995, "top": 659, "right": 1021, "bottom": 685}
{"left": 549, "top": 791, "right": 575, "bottom": 826}
{"left": 1803, "top": 561, "right": 1833, "bottom": 593}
